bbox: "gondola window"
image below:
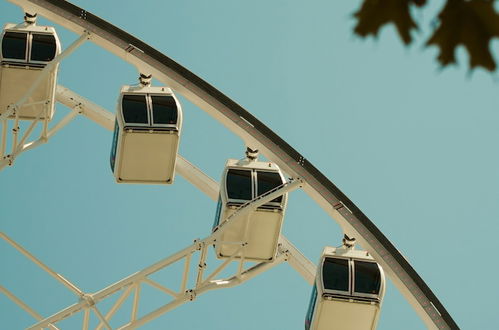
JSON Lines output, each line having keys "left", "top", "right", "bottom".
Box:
{"left": 2, "top": 32, "right": 27, "bottom": 60}
{"left": 226, "top": 169, "right": 252, "bottom": 201}
{"left": 122, "top": 94, "right": 148, "bottom": 125}
{"left": 322, "top": 257, "right": 349, "bottom": 292}
{"left": 30, "top": 34, "right": 57, "bottom": 61}
{"left": 353, "top": 261, "right": 381, "bottom": 295}
{"left": 256, "top": 171, "right": 283, "bottom": 203}
{"left": 151, "top": 95, "right": 177, "bottom": 125}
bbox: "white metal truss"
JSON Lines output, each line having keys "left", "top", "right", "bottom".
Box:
{"left": 2, "top": 230, "right": 288, "bottom": 329}
{"left": 0, "top": 0, "right": 459, "bottom": 329}
{"left": 1, "top": 173, "right": 305, "bottom": 329}
{"left": 0, "top": 31, "right": 90, "bottom": 171}
{"left": 55, "top": 84, "right": 316, "bottom": 285}
{"left": 1, "top": 84, "right": 316, "bottom": 328}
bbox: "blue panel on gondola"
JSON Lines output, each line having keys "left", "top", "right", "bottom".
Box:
{"left": 110, "top": 120, "right": 119, "bottom": 172}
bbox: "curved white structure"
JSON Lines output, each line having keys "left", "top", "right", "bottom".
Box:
{"left": 1, "top": 0, "right": 459, "bottom": 329}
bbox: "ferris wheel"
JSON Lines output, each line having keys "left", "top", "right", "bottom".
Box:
{"left": 0, "top": 0, "right": 460, "bottom": 329}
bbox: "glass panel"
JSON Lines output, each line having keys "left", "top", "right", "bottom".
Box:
{"left": 151, "top": 95, "right": 177, "bottom": 125}
{"left": 212, "top": 196, "right": 223, "bottom": 230}
{"left": 256, "top": 171, "right": 283, "bottom": 203}
{"left": 122, "top": 94, "right": 148, "bottom": 125}
{"left": 2, "top": 32, "right": 27, "bottom": 60}
{"left": 322, "top": 257, "right": 349, "bottom": 292}
{"left": 30, "top": 34, "right": 57, "bottom": 61}
{"left": 305, "top": 284, "right": 318, "bottom": 330}
{"left": 354, "top": 261, "right": 381, "bottom": 295}
{"left": 226, "top": 169, "right": 252, "bottom": 200}
{"left": 110, "top": 120, "right": 119, "bottom": 171}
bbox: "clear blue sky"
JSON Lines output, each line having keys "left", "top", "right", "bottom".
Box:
{"left": 1, "top": 0, "right": 498, "bottom": 329}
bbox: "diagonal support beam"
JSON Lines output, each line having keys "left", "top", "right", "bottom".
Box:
{"left": 118, "top": 252, "right": 287, "bottom": 330}
{"left": 0, "top": 285, "right": 60, "bottom": 330}
{"left": 0, "top": 232, "right": 84, "bottom": 297}
{"left": 54, "top": 85, "right": 315, "bottom": 285}
{"left": 278, "top": 236, "right": 316, "bottom": 285}
{"left": 0, "top": 86, "right": 316, "bottom": 329}
{"left": 0, "top": 31, "right": 90, "bottom": 121}
{"left": 213, "top": 179, "right": 303, "bottom": 234}
{"left": 2, "top": 2, "right": 459, "bottom": 327}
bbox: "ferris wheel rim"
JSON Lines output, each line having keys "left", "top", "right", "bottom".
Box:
{"left": 3, "top": 0, "right": 458, "bottom": 328}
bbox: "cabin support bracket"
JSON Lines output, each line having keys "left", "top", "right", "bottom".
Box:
{"left": 1, "top": 87, "right": 317, "bottom": 328}
{"left": 0, "top": 31, "right": 90, "bottom": 170}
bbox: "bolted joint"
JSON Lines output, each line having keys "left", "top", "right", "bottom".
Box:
{"left": 198, "top": 262, "right": 207, "bottom": 270}
{"left": 193, "top": 239, "right": 204, "bottom": 250}
{"left": 277, "top": 244, "right": 291, "bottom": 261}
{"left": 185, "top": 289, "right": 196, "bottom": 301}
{"left": 74, "top": 103, "right": 83, "bottom": 114}
{"left": 7, "top": 104, "right": 18, "bottom": 116}
{"left": 79, "top": 293, "right": 95, "bottom": 307}
{"left": 5, "top": 154, "right": 14, "bottom": 166}
{"left": 82, "top": 30, "right": 92, "bottom": 40}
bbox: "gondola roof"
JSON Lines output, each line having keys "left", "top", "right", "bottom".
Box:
{"left": 321, "top": 246, "right": 374, "bottom": 260}
{"left": 2, "top": 22, "right": 58, "bottom": 34}
{"left": 119, "top": 85, "right": 174, "bottom": 94}
{"left": 225, "top": 158, "right": 282, "bottom": 171}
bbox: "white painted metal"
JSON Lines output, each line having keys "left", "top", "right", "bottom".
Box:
{"left": 54, "top": 84, "right": 315, "bottom": 277}
{"left": 278, "top": 235, "right": 316, "bottom": 285}
{"left": 95, "top": 285, "right": 134, "bottom": 330}
{"left": 1, "top": 2, "right": 445, "bottom": 327}
{"left": 56, "top": 84, "right": 114, "bottom": 130}
{"left": 1, "top": 160, "right": 308, "bottom": 328}
{"left": 214, "top": 158, "right": 289, "bottom": 262}
{"left": 0, "top": 232, "right": 84, "bottom": 297}
{"left": 0, "top": 32, "right": 87, "bottom": 170}
{"left": 314, "top": 299, "right": 379, "bottom": 330}
{"left": 0, "top": 0, "right": 457, "bottom": 328}
{"left": 0, "top": 285, "right": 60, "bottom": 330}
{"left": 0, "top": 22, "right": 61, "bottom": 120}
{"left": 53, "top": 85, "right": 315, "bottom": 286}
{"left": 12, "top": 232, "right": 285, "bottom": 329}
{"left": 309, "top": 246, "right": 386, "bottom": 330}
{"left": 112, "top": 85, "right": 182, "bottom": 184}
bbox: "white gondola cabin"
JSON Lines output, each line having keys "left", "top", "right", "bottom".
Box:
{"left": 0, "top": 20, "right": 61, "bottom": 120}
{"left": 305, "top": 244, "right": 385, "bottom": 330}
{"left": 212, "top": 155, "right": 288, "bottom": 262}
{"left": 110, "top": 85, "right": 182, "bottom": 184}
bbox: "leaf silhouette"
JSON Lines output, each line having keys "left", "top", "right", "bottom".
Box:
{"left": 427, "top": 0, "right": 499, "bottom": 71}
{"left": 353, "top": 0, "right": 425, "bottom": 45}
